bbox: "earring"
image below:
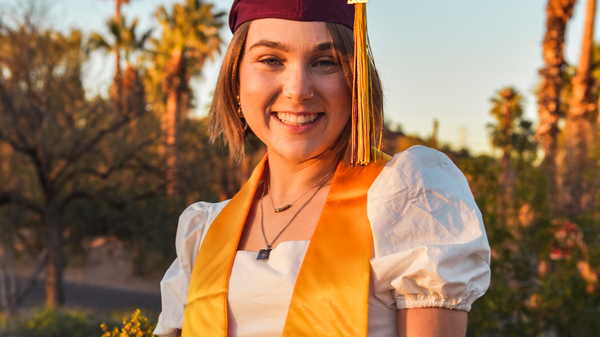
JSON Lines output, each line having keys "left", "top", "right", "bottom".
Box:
{"left": 236, "top": 95, "right": 242, "bottom": 117}
{"left": 237, "top": 94, "right": 248, "bottom": 132}
{"left": 310, "top": 90, "right": 314, "bottom": 98}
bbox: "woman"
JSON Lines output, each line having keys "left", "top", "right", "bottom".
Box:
{"left": 154, "top": 0, "right": 491, "bottom": 336}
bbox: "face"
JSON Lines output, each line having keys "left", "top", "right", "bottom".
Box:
{"left": 238, "top": 19, "right": 352, "bottom": 163}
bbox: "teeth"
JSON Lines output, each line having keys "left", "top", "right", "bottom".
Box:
{"left": 276, "top": 113, "right": 318, "bottom": 126}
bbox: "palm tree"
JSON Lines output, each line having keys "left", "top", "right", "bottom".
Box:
{"left": 109, "top": 0, "right": 130, "bottom": 21}
{"left": 88, "top": 17, "right": 152, "bottom": 117}
{"left": 102, "top": 0, "right": 131, "bottom": 112}
{"left": 511, "top": 120, "right": 538, "bottom": 169}
{"left": 564, "top": 0, "right": 596, "bottom": 217}
{"left": 118, "top": 18, "right": 152, "bottom": 120}
{"left": 537, "top": 0, "right": 577, "bottom": 211}
{"left": 489, "top": 88, "right": 525, "bottom": 174}
{"left": 488, "top": 87, "right": 532, "bottom": 215}
{"left": 148, "top": 0, "right": 224, "bottom": 196}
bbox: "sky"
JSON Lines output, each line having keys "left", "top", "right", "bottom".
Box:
{"left": 2, "top": 0, "right": 597, "bottom": 154}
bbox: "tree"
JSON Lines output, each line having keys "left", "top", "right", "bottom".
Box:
{"left": 488, "top": 87, "right": 536, "bottom": 172}
{"left": 489, "top": 88, "right": 524, "bottom": 173}
{"left": 0, "top": 201, "right": 48, "bottom": 315}
{"left": 102, "top": 0, "right": 131, "bottom": 113}
{"left": 563, "top": 0, "right": 597, "bottom": 218}
{"left": 88, "top": 17, "right": 152, "bottom": 120}
{"left": 147, "top": 0, "right": 224, "bottom": 196}
{"left": 488, "top": 87, "right": 536, "bottom": 218}
{"left": 537, "top": 0, "right": 577, "bottom": 211}
{"left": 0, "top": 16, "right": 150, "bottom": 307}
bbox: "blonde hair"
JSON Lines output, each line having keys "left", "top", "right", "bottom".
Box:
{"left": 208, "top": 21, "right": 383, "bottom": 164}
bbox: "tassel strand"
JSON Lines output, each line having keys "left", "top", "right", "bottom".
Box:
{"left": 351, "top": 2, "right": 371, "bottom": 165}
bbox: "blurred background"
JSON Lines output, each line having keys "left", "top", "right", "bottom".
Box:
{"left": 0, "top": 0, "right": 599, "bottom": 336}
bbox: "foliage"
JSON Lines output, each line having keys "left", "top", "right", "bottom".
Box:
{"left": 0, "top": 6, "right": 159, "bottom": 306}
{"left": 0, "top": 307, "right": 100, "bottom": 337}
{"left": 101, "top": 309, "right": 157, "bottom": 337}
{"left": 88, "top": 17, "right": 153, "bottom": 64}
{"left": 487, "top": 87, "right": 537, "bottom": 165}
{"left": 0, "top": 308, "right": 160, "bottom": 337}
{"left": 459, "top": 83, "right": 600, "bottom": 335}
{"left": 145, "top": 0, "right": 225, "bottom": 106}
{"left": 460, "top": 125, "right": 600, "bottom": 336}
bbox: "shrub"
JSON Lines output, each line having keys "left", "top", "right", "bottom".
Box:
{"left": 0, "top": 307, "right": 100, "bottom": 337}
{"left": 101, "top": 309, "right": 157, "bottom": 337}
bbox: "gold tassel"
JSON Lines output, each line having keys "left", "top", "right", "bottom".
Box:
{"left": 349, "top": 0, "right": 372, "bottom": 166}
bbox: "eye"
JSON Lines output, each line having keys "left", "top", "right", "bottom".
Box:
{"left": 259, "top": 57, "right": 282, "bottom": 66}
{"left": 314, "top": 58, "right": 336, "bottom": 67}
{"left": 313, "top": 57, "right": 339, "bottom": 74}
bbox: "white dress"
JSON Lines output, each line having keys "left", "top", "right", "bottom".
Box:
{"left": 154, "top": 146, "right": 491, "bottom": 337}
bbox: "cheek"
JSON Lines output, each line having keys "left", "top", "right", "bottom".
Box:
{"left": 329, "top": 78, "right": 352, "bottom": 122}
{"left": 239, "top": 64, "right": 256, "bottom": 102}
{"left": 238, "top": 66, "right": 262, "bottom": 120}
{"left": 239, "top": 66, "right": 276, "bottom": 115}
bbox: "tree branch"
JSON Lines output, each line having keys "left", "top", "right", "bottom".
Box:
{"left": 50, "top": 116, "right": 132, "bottom": 184}
{"left": 55, "top": 137, "right": 155, "bottom": 188}
{"left": 0, "top": 190, "right": 43, "bottom": 214}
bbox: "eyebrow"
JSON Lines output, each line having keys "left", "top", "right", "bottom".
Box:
{"left": 248, "top": 40, "right": 289, "bottom": 52}
{"left": 247, "top": 40, "right": 333, "bottom": 53}
{"left": 314, "top": 42, "right": 333, "bottom": 52}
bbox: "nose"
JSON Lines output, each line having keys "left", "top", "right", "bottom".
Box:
{"left": 282, "top": 64, "right": 313, "bottom": 103}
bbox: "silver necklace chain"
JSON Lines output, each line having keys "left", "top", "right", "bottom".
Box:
{"left": 257, "top": 171, "right": 333, "bottom": 260}
{"left": 269, "top": 171, "right": 334, "bottom": 213}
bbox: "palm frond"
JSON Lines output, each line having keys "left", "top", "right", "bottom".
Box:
{"left": 87, "top": 32, "right": 111, "bottom": 52}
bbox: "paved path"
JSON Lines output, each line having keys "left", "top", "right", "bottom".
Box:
{"left": 18, "top": 280, "right": 161, "bottom": 313}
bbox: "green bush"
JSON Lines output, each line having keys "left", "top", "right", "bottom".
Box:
{"left": 0, "top": 307, "right": 100, "bottom": 337}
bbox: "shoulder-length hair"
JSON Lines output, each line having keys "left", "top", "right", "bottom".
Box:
{"left": 208, "top": 21, "right": 383, "bottom": 164}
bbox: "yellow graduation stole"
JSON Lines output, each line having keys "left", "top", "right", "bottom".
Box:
{"left": 182, "top": 152, "right": 391, "bottom": 336}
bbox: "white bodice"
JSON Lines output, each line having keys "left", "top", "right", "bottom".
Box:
{"left": 227, "top": 241, "right": 398, "bottom": 337}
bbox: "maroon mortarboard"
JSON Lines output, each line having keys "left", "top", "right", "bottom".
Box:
{"left": 229, "top": 0, "right": 381, "bottom": 166}
{"left": 229, "top": 0, "right": 355, "bottom": 33}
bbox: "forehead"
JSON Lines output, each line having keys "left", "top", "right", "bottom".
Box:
{"left": 246, "top": 19, "right": 331, "bottom": 49}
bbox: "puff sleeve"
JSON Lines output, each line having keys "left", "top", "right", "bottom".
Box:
{"left": 154, "top": 201, "right": 229, "bottom": 337}
{"left": 368, "top": 146, "right": 491, "bottom": 312}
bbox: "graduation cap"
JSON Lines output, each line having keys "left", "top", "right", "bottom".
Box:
{"left": 230, "top": 0, "right": 380, "bottom": 166}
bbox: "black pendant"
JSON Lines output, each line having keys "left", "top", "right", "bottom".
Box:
{"left": 257, "top": 248, "right": 272, "bottom": 261}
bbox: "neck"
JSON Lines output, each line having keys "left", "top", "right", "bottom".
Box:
{"left": 265, "top": 150, "right": 340, "bottom": 204}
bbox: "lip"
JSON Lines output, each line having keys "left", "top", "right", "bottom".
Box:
{"left": 272, "top": 111, "right": 324, "bottom": 133}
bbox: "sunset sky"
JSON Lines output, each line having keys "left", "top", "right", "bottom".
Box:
{"left": 2, "top": 0, "right": 596, "bottom": 154}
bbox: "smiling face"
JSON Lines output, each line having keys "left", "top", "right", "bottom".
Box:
{"left": 239, "top": 19, "right": 352, "bottom": 163}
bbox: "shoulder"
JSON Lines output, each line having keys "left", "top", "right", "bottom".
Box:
{"left": 372, "top": 145, "right": 471, "bottom": 199}
{"left": 368, "top": 145, "right": 484, "bottom": 254}
{"left": 367, "top": 146, "right": 490, "bottom": 312}
{"left": 175, "top": 201, "right": 229, "bottom": 248}
{"left": 175, "top": 200, "right": 229, "bottom": 273}
{"left": 154, "top": 200, "right": 229, "bottom": 336}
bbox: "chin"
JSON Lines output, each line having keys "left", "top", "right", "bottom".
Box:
{"left": 270, "top": 143, "right": 342, "bottom": 163}
{"left": 269, "top": 145, "right": 317, "bottom": 161}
